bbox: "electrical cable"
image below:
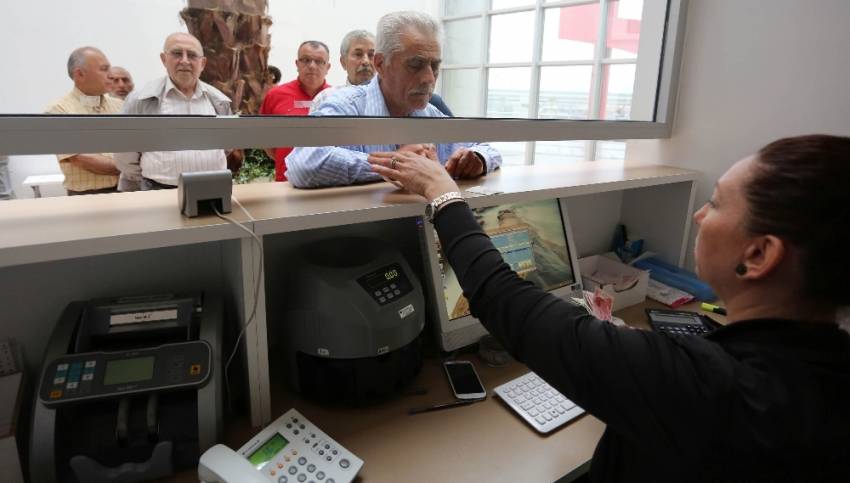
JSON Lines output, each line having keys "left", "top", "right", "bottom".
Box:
{"left": 213, "top": 200, "right": 263, "bottom": 411}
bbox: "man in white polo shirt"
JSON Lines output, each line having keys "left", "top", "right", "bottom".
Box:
{"left": 116, "top": 32, "right": 232, "bottom": 191}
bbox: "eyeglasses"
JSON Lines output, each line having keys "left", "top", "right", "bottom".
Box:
{"left": 297, "top": 57, "right": 328, "bottom": 67}
{"left": 167, "top": 49, "right": 202, "bottom": 62}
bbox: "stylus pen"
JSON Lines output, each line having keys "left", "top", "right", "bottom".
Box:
{"left": 700, "top": 302, "right": 727, "bottom": 316}
{"left": 408, "top": 398, "right": 481, "bottom": 415}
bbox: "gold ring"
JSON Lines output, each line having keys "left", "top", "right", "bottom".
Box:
{"left": 391, "top": 158, "right": 399, "bottom": 170}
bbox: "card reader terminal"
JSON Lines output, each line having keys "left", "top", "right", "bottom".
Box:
{"left": 39, "top": 340, "right": 211, "bottom": 406}
{"left": 199, "top": 408, "right": 363, "bottom": 483}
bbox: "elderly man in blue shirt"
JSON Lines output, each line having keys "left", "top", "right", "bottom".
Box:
{"left": 286, "top": 11, "right": 501, "bottom": 188}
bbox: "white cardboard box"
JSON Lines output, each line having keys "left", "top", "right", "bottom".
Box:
{"left": 579, "top": 254, "right": 649, "bottom": 311}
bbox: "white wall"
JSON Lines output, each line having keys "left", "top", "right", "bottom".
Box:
{"left": 0, "top": 0, "right": 438, "bottom": 197}
{"left": 627, "top": 0, "right": 850, "bottom": 269}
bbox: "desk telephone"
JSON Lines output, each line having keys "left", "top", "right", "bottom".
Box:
{"left": 199, "top": 408, "right": 363, "bottom": 483}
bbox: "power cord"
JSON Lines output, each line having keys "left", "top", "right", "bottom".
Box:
{"left": 212, "top": 200, "right": 263, "bottom": 412}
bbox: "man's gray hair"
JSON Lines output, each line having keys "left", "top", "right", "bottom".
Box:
{"left": 67, "top": 46, "right": 104, "bottom": 79}
{"left": 376, "top": 11, "right": 442, "bottom": 63}
{"left": 340, "top": 29, "right": 375, "bottom": 57}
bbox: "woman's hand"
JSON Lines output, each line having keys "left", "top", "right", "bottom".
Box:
{"left": 368, "top": 151, "right": 460, "bottom": 201}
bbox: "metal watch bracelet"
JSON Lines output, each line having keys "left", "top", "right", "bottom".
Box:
{"left": 427, "top": 191, "right": 465, "bottom": 223}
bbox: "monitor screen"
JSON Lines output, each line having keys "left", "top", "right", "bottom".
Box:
{"left": 438, "top": 198, "right": 577, "bottom": 321}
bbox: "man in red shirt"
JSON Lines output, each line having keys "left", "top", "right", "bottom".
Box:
{"left": 260, "top": 41, "right": 331, "bottom": 181}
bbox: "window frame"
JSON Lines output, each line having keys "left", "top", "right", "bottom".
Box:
{"left": 0, "top": 0, "right": 687, "bottom": 159}
{"left": 440, "top": 0, "right": 679, "bottom": 164}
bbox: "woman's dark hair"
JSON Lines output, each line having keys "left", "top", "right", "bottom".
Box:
{"left": 268, "top": 65, "right": 282, "bottom": 84}
{"left": 746, "top": 134, "right": 850, "bottom": 306}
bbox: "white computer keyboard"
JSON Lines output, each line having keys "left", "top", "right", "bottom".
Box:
{"left": 494, "top": 371, "right": 585, "bottom": 434}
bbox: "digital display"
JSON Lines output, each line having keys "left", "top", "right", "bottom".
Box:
{"left": 439, "top": 198, "right": 576, "bottom": 320}
{"left": 103, "top": 356, "right": 155, "bottom": 386}
{"left": 362, "top": 264, "right": 403, "bottom": 290}
{"left": 654, "top": 313, "right": 701, "bottom": 324}
{"left": 248, "top": 433, "right": 289, "bottom": 469}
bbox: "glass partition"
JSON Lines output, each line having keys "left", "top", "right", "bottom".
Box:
{"left": 0, "top": 0, "right": 684, "bottom": 198}
{"left": 2, "top": 0, "right": 667, "bottom": 120}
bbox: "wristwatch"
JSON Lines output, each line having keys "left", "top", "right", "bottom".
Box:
{"left": 425, "top": 191, "right": 465, "bottom": 223}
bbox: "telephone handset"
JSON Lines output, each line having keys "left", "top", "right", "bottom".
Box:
{"left": 198, "top": 408, "right": 363, "bottom": 483}
{"left": 199, "top": 445, "right": 269, "bottom": 483}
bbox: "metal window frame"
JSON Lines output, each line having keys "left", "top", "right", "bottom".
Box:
{"left": 0, "top": 0, "right": 687, "bottom": 158}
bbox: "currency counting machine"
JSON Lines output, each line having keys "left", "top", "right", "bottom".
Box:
{"left": 30, "top": 293, "right": 224, "bottom": 483}
{"left": 279, "top": 236, "right": 426, "bottom": 404}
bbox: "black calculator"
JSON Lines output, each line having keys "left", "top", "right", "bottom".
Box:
{"left": 646, "top": 309, "right": 720, "bottom": 336}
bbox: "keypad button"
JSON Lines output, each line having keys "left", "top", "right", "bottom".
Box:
{"left": 297, "top": 474, "right": 307, "bottom": 482}
{"left": 379, "top": 297, "right": 386, "bottom": 303}
{"left": 289, "top": 467, "right": 298, "bottom": 475}
{"left": 390, "top": 283, "right": 397, "bottom": 289}
{"left": 57, "top": 363, "right": 69, "bottom": 371}
{"left": 316, "top": 471, "right": 325, "bottom": 480}
{"left": 307, "top": 464, "right": 315, "bottom": 473}
{"left": 298, "top": 457, "right": 307, "bottom": 465}
{"left": 339, "top": 458, "right": 350, "bottom": 469}
{"left": 278, "top": 476, "right": 288, "bottom": 483}
{"left": 394, "top": 289, "right": 401, "bottom": 296}
{"left": 382, "top": 287, "right": 390, "bottom": 293}
{"left": 331, "top": 450, "right": 337, "bottom": 455}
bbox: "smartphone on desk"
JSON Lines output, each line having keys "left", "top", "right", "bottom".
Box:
{"left": 444, "top": 360, "right": 487, "bottom": 400}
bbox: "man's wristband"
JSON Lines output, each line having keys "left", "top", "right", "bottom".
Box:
{"left": 425, "top": 191, "right": 465, "bottom": 223}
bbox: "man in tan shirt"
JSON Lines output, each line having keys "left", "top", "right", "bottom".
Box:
{"left": 45, "top": 46, "right": 123, "bottom": 195}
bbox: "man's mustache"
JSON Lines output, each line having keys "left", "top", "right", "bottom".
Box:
{"left": 356, "top": 65, "right": 373, "bottom": 74}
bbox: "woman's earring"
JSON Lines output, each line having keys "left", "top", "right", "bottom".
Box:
{"left": 735, "top": 263, "right": 747, "bottom": 275}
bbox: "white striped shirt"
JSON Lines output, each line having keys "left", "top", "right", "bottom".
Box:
{"left": 138, "top": 77, "right": 226, "bottom": 186}
{"left": 287, "top": 76, "right": 501, "bottom": 188}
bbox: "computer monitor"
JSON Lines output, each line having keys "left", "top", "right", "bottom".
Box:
{"left": 422, "top": 197, "right": 583, "bottom": 351}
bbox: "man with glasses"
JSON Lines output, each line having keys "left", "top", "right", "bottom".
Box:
{"left": 115, "top": 32, "right": 232, "bottom": 191}
{"left": 286, "top": 11, "right": 499, "bottom": 188}
{"left": 259, "top": 40, "right": 331, "bottom": 181}
{"left": 45, "top": 46, "right": 124, "bottom": 195}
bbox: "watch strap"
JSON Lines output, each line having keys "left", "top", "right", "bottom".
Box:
{"left": 427, "top": 191, "right": 465, "bottom": 223}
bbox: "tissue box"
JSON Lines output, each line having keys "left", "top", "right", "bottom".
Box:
{"left": 578, "top": 255, "right": 649, "bottom": 311}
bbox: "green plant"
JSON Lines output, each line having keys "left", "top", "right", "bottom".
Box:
{"left": 235, "top": 148, "right": 275, "bottom": 184}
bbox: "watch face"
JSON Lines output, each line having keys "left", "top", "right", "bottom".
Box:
{"left": 425, "top": 202, "right": 435, "bottom": 222}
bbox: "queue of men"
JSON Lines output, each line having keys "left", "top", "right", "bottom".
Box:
{"left": 43, "top": 10, "right": 501, "bottom": 196}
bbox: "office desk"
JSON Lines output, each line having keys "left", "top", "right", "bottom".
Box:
{"left": 264, "top": 357, "right": 604, "bottom": 483}
{"left": 162, "top": 299, "right": 724, "bottom": 483}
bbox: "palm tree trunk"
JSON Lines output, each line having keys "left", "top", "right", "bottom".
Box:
{"left": 180, "top": 0, "right": 272, "bottom": 115}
